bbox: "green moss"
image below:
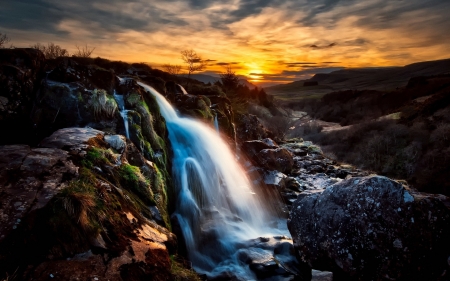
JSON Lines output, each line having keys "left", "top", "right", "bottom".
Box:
{"left": 77, "top": 92, "right": 84, "bottom": 102}
{"left": 81, "top": 147, "right": 112, "bottom": 168}
{"left": 126, "top": 93, "right": 142, "bottom": 107}
{"left": 89, "top": 89, "right": 117, "bottom": 119}
{"left": 118, "top": 164, "right": 155, "bottom": 206}
{"left": 170, "top": 255, "right": 202, "bottom": 281}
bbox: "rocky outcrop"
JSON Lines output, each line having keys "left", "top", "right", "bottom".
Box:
{"left": 235, "top": 113, "right": 271, "bottom": 142}
{"left": 288, "top": 176, "right": 450, "bottom": 280}
{"left": 0, "top": 127, "right": 192, "bottom": 280}
{"left": 0, "top": 48, "right": 46, "bottom": 144}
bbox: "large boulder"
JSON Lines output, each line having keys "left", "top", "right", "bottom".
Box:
{"left": 288, "top": 176, "right": 450, "bottom": 280}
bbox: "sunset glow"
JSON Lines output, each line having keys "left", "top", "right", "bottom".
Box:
{"left": 2, "top": 0, "right": 450, "bottom": 86}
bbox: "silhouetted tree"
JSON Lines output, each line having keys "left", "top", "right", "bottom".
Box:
{"left": 74, "top": 44, "right": 95, "bottom": 58}
{"left": 181, "top": 49, "right": 205, "bottom": 89}
{"left": 162, "top": 63, "right": 182, "bottom": 75}
{"left": 220, "top": 66, "right": 241, "bottom": 95}
{"left": 0, "top": 33, "right": 11, "bottom": 48}
{"left": 31, "top": 42, "right": 69, "bottom": 59}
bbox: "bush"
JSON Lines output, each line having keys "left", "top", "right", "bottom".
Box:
{"left": 31, "top": 42, "right": 69, "bottom": 59}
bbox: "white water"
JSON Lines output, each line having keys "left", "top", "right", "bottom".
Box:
{"left": 138, "top": 82, "right": 286, "bottom": 279}
{"left": 177, "top": 83, "right": 189, "bottom": 95}
{"left": 113, "top": 90, "right": 130, "bottom": 139}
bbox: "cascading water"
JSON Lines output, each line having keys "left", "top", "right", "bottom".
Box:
{"left": 214, "top": 114, "right": 220, "bottom": 133}
{"left": 113, "top": 90, "right": 130, "bottom": 139}
{"left": 138, "top": 82, "right": 287, "bottom": 279}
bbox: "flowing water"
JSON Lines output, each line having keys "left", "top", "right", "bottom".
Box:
{"left": 138, "top": 82, "right": 287, "bottom": 279}
{"left": 113, "top": 90, "right": 130, "bottom": 139}
{"left": 214, "top": 114, "right": 220, "bottom": 133}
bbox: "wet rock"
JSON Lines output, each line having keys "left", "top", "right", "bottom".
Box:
{"left": 288, "top": 175, "right": 450, "bottom": 280}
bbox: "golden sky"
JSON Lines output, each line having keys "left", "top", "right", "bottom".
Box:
{"left": 2, "top": 0, "right": 450, "bottom": 86}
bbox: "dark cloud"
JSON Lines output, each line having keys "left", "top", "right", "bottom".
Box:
{"left": 310, "top": 42, "right": 337, "bottom": 49}
{"left": 284, "top": 62, "right": 318, "bottom": 65}
{"left": 282, "top": 67, "right": 345, "bottom": 76}
{"left": 216, "top": 62, "right": 240, "bottom": 66}
{"left": 0, "top": 0, "right": 188, "bottom": 38}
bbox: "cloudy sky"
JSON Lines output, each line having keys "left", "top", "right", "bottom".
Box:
{"left": 1, "top": 0, "right": 450, "bottom": 85}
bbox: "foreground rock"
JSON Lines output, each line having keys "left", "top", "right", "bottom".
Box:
{"left": 0, "top": 128, "right": 197, "bottom": 280}
{"left": 288, "top": 176, "right": 450, "bottom": 280}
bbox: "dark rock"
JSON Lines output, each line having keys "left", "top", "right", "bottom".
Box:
{"left": 242, "top": 138, "right": 278, "bottom": 160}
{"left": 235, "top": 113, "right": 271, "bottom": 142}
{"left": 0, "top": 48, "right": 46, "bottom": 145}
{"left": 256, "top": 148, "right": 294, "bottom": 174}
{"left": 288, "top": 175, "right": 450, "bottom": 280}
{"left": 39, "top": 127, "right": 105, "bottom": 150}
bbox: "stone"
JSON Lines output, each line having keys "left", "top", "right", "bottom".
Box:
{"left": 39, "top": 127, "right": 105, "bottom": 149}
{"left": 105, "top": 134, "right": 126, "bottom": 153}
{"left": 242, "top": 138, "right": 278, "bottom": 160}
{"left": 235, "top": 113, "right": 271, "bottom": 142}
{"left": 255, "top": 148, "right": 294, "bottom": 174}
{"left": 288, "top": 175, "right": 450, "bottom": 280}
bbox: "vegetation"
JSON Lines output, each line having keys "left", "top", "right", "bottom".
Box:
{"left": 181, "top": 49, "right": 206, "bottom": 89}
{"left": 31, "top": 42, "right": 69, "bottom": 59}
{"left": 220, "top": 66, "right": 241, "bottom": 95}
{"left": 292, "top": 75, "right": 450, "bottom": 196}
{"left": 89, "top": 89, "right": 117, "bottom": 119}
{"left": 163, "top": 63, "right": 182, "bottom": 75}
{"left": 170, "top": 255, "right": 202, "bottom": 281}
{"left": 74, "top": 44, "right": 95, "bottom": 58}
{"left": 0, "top": 33, "right": 10, "bottom": 48}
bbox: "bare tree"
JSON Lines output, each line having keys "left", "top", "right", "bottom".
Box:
{"left": 0, "top": 33, "right": 11, "bottom": 48}
{"left": 181, "top": 49, "right": 205, "bottom": 88}
{"left": 74, "top": 44, "right": 95, "bottom": 58}
{"left": 31, "top": 42, "right": 69, "bottom": 59}
{"left": 162, "top": 63, "right": 182, "bottom": 75}
{"left": 220, "top": 66, "right": 241, "bottom": 94}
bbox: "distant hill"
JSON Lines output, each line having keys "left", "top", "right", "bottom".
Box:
{"left": 265, "top": 58, "right": 450, "bottom": 101}
{"left": 179, "top": 73, "right": 257, "bottom": 89}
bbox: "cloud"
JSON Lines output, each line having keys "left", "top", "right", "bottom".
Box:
{"left": 2, "top": 0, "right": 449, "bottom": 83}
{"left": 310, "top": 42, "right": 337, "bottom": 49}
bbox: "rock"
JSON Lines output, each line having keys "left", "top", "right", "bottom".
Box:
{"left": 0, "top": 144, "right": 78, "bottom": 243}
{"left": 39, "top": 127, "right": 105, "bottom": 150}
{"left": 242, "top": 138, "right": 278, "bottom": 160}
{"left": 105, "top": 134, "right": 126, "bottom": 153}
{"left": 235, "top": 113, "right": 271, "bottom": 142}
{"left": 0, "top": 48, "right": 46, "bottom": 145}
{"left": 0, "top": 126, "right": 179, "bottom": 280}
{"left": 256, "top": 148, "right": 294, "bottom": 174}
{"left": 288, "top": 175, "right": 450, "bottom": 280}
{"left": 312, "top": 270, "right": 333, "bottom": 281}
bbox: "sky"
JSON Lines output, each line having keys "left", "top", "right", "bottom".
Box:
{"left": 1, "top": 0, "right": 450, "bottom": 86}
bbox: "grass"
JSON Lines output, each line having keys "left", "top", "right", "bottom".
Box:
{"left": 170, "top": 255, "right": 202, "bottom": 281}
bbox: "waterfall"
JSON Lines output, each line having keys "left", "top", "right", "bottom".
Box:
{"left": 138, "top": 82, "right": 286, "bottom": 279}
{"left": 177, "top": 83, "right": 189, "bottom": 95}
{"left": 113, "top": 90, "right": 130, "bottom": 139}
{"left": 214, "top": 114, "right": 220, "bottom": 133}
